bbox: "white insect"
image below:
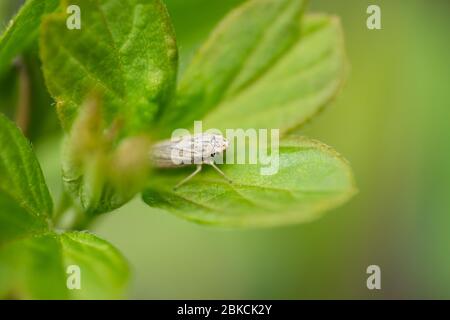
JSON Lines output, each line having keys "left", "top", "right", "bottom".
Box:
{"left": 151, "top": 133, "right": 232, "bottom": 189}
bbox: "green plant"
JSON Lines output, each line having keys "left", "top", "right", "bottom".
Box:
{"left": 0, "top": 0, "right": 356, "bottom": 299}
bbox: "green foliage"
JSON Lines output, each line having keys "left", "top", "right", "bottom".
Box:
{"left": 158, "top": 1, "right": 346, "bottom": 137}
{"left": 158, "top": 0, "right": 307, "bottom": 133}
{"left": 0, "top": 114, "right": 52, "bottom": 244}
{"left": 0, "top": 0, "right": 356, "bottom": 299}
{"left": 143, "top": 0, "right": 352, "bottom": 226}
{"left": 0, "top": 0, "right": 59, "bottom": 75}
{"left": 40, "top": 0, "right": 178, "bottom": 134}
{"left": 203, "top": 15, "right": 347, "bottom": 134}
{"left": 0, "top": 115, "right": 129, "bottom": 299}
{"left": 0, "top": 0, "right": 61, "bottom": 142}
{"left": 0, "top": 0, "right": 61, "bottom": 140}
{"left": 39, "top": 0, "right": 178, "bottom": 215}
{"left": 143, "top": 137, "right": 356, "bottom": 227}
{"left": 0, "top": 231, "right": 129, "bottom": 299}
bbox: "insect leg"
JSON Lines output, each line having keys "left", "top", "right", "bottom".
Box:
{"left": 209, "top": 163, "right": 232, "bottom": 183}
{"left": 174, "top": 164, "right": 202, "bottom": 190}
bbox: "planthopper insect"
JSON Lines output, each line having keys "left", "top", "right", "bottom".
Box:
{"left": 151, "top": 133, "right": 232, "bottom": 189}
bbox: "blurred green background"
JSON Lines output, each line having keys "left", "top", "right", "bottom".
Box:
{"left": 2, "top": 0, "right": 450, "bottom": 299}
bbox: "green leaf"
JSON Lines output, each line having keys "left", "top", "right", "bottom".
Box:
{"left": 0, "top": 0, "right": 59, "bottom": 75}
{"left": 0, "top": 231, "right": 130, "bottom": 299}
{"left": 142, "top": 136, "right": 357, "bottom": 227}
{"left": 39, "top": 0, "right": 178, "bottom": 215}
{"left": 159, "top": 5, "right": 347, "bottom": 136}
{"left": 40, "top": 0, "right": 178, "bottom": 134}
{"left": 0, "top": 114, "right": 52, "bottom": 244}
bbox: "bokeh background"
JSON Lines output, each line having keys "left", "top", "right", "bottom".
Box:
{"left": 1, "top": 0, "right": 450, "bottom": 299}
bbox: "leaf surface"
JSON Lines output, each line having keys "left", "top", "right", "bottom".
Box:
{"left": 0, "top": 0, "right": 59, "bottom": 75}
{"left": 159, "top": 0, "right": 346, "bottom": 136}
{"left": 40, "top": 0, "right": 178, "bottom": 133}
{"left": 143, "top": 137, "right": 356, "bottom": 227}
{"left": 0, "top": 231, "right": 129, "bottom": 299}
{"left": 0, "top": 114, "right": 52, "bottom": 244}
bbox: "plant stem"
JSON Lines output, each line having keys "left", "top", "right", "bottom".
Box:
{"left": 14, "top": 57, "right": 30, "bottom": 134}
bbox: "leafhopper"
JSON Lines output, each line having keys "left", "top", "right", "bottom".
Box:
{"left": 151, "top": 133, "right": 232, "bottom": 189}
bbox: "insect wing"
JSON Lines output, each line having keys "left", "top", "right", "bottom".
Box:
{"left": 151, "top": 136, "right": 199, "bottom": 167}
